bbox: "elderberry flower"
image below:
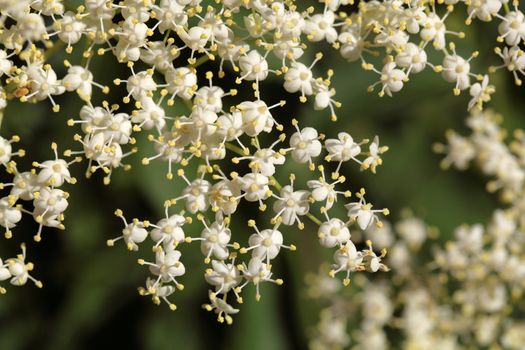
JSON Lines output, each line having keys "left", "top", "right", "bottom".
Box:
{"left": 109, "top": 209, "right": 148, "bottom": 251}
{"left": 318, "top": 219, "right": 351, "bottom": 248}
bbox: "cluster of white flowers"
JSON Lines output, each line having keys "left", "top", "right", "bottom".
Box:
{"left": 436, "top": 110, "right": 525, "bottom": 202}
{"left": 0, "top": 0, "right": 524, "bottom": 329}
{"left": 0, "top": 138, "right": 77, "bottom": 293}
{"left": 0, "top": 243, "right": 41, "bottom": 294}
{"left": 307, "top": 109, "right": 525, "bottom": 349}
{"left": 108, "top": 147, "right": 389, "bottom": 320}
{"left": 0, "top": 0, "right": 395, "bottom": 306}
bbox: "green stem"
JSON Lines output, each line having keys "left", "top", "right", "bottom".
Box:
{"left": 306, "top": 213, "right": 323, "bottom": 226}
{"left": 269, "top": 176, "right": 282, "bottom": 191}
{"left": 191, "top": 54, "right": 211, "bottom": 68}
{"left": 224, "top": 142, "right": 245, "bottom": 156}
{"left": 163, "top": 30, "right": 172, "bottom": 44}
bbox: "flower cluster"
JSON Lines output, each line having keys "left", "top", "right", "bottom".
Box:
{"left": 0, "top": 0, "right": 395, "bottom": 307}
{"left": 0, "top": 139, "right": 77, "bottom": 293}
{"left": 109, "top": 139, "right": 388, "bottom": 320}
{"left": 307, "top": 110, "right": 525, "bottom": 349}
{"left": 0, "top": 243, "right": 41, "bottom": 294}
{"left": 0, "top": 0, "right": 523, "bottom": 329}
{"left": 327, "top": 0, "right": 524, "bottom": 113}
{"left": 436, "top": 110, "right": 525, "bottom": 202}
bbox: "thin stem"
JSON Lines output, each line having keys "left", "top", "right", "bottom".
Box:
{"left": 191, "top": 55, "right": 211, "bottom": 69}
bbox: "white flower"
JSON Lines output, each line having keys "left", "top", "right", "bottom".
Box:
{"left": 338, "top": 30, "right": 365, "bottom": 62}
{"left": 468, "top": 75, "right": 495, "bottom": 111}
{"left": 35, "top": 151, "right": 73, "bottom": 187}
{"left": 272, "top": 37, "right": 304, "bottom": 61}
{"left": 239, "top": 173, "right": 271, "bottom": 204}
{"left": 466, "top": 0, "right": 502, "bottom": 23}
{"left": 454, "top": 224, "right": 484, "bottom": 253}
{"left": 362, "top": 286, "right": 393, "bottom": 324}
{"left": 361, "top": 136, "right": 387, "bottom": 173}
{"left": 31, "top": 0, "right": 64, "bottom": 16}
{"left": 307, "top": 170, "right": 348, "bottom": 210}
{"left": 289, "top": 127, "right": 322, "bottom": 165}
{"left": 375, "top": 29, "right": 409, "bottom": 52}
{"left": 496, "top": 46, "right": 525, "bottom": 85}
{"left": 0, "top": 197, "right": 22, "bottom": 238}
{"left": 420, "top": 12, "right": 447, "bottom": 50}
{"left": 330, "top": 241, "right": 363, "bottom": 285}
{"left": 125, "top": 70, "right": 157, "bottom": 101}
{"left": 216, "top": 111, "right": 244, "bottom": 142}
{"left": 0, "top": 136, "right": 13, "bottom": 164}
{"left": 272, "top": 185, "right": 310, "bottom": 226}
{"left": 208, "top": 179, "right": 241, "bottom": 215}
{"left": 303, "top": 11, "right": 338, "bottom": 43}
{"left": 140, "top": 41, "right": 179, "bottom": 72}
{"left": 194, "top": 86, "right": 225, "bottom": 113}
{"left": 10, "top": 171, "right": 41, "bottom": 201}
{"left": 33, "top": 187, "right": 68, "bottom": 217}
{"left": 25, "top": 64, "right": 65, "bottom": 105}
{"left": 396, "top": 217, "right": 427, "bottom": 250}
{"left": 283, "top": 62, "right": 314, "bottom": 96}
{"left": 366, "top": 223, "right": 394, "bottom": 250}
{"left": 377, "top": 62, "right": 406, "bottom": 97}
{"left": 56, "top": 12, "right": 86, "bottom": 47}
{"left": 345, "top": 191, "right": 386, "bottom": 230}
{"left": 17, "top": 13, "right": 47, "bottom": 42}
{"left": 0, "top": 258, "right": 11, "bottom": 282}
{"left": 442, "top": 53, "right": 472, "bottom": 93}
{"left": 498, "top": 10, "right": 525, "bottom": 46}
{"left": 395, "top": 43, "right": 428, "bottom": 74}
{"left": 0, "top": 50, "right": 13, "bottom": 76}
{"left": 240, "top": 257, "right": 282, "bottom": 301}
{"left": 139, "top": 277, "right": 177, "bottom": 309}
{"left": 132, "top": 97, "right": 166, "bottom": 131}
{"left": 247, "top": 227, "right": 284, "bottom": 262}
{"left": 321, "top": 0, "right": 350, "bottom": 11}
{"left": 325, "top": 132, "right": 361, "bottom": 166}
{"left": 237, "top": 100, "right": 275, "bottom": 137}
{"left": 205, "top": 260, "right": 241, "bottom": 294}
{"left": 77, "top": 105, "right": 109, "bottom": 134}
{"left": 63, "top": 66, "right": 94, "bottom": 100}
{"left": 165, "top": 67, "right": 197, "bottom": 100}
{"left": 5, "top": 244, "right": 42, "bottom": 288}
{"left": 318, "top": 219, "right": 351, "bottom": 248}
{"left": 121, "top": 0, "right": 153, "bottom": 23}
{"left": 150, "top": 214, "right": 186, "bottom": 250}
{"left": 203, "top": 290, "right": 239, "bottom": 325}
{"left": 114, "top": 20, "right": 149, "bottom": 62}
{"left": 440, "top": 130, "right": 476, "bottom": 170}
{"left": 241, "top": 147, "right": 285, "bottom": 176}
{"left": 182, "top": 179, "right": 211, "bottom": 214}
{"left": 110, "top": 210, "right": 149, "bottom": 251}
{"left": 154, "top": 0, "right": 187, "bottom": 34}
{"left": 179, "top": 26, "right": 210, "bottom": 53}
{"left": 239, "top": 50, "right": 269, "bottom": 82}
{"left": 200, "top": 221, "right": 232, "bottom": 262}
{"left": 147, "top": 249, "right": 186, "bottom": 283}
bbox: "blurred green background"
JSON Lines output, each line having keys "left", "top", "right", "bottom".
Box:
{"left": 0, "top": 5, "right": 523, "bottom": 350}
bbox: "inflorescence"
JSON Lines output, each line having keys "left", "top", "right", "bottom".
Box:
{"left": 0, "top": 0, "right": 523, "bottom": 326}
